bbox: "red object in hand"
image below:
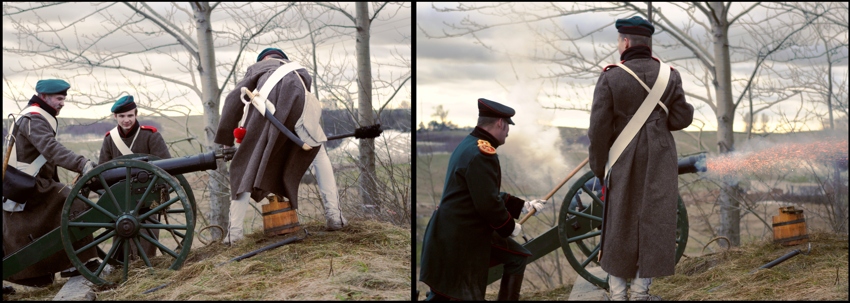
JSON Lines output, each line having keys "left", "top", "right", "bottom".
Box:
{"left": 234, "top": 126, "right": 247, "bottom": 143}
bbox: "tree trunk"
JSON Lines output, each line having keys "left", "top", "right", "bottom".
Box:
{"left": 711, "top": 2, "right": 740, "bottom": 247}
{"left": 194, "top": 2, "right": 229, "bottom": 239}
{"left": 355, "top": 3, "right": 378, "bottom": 209}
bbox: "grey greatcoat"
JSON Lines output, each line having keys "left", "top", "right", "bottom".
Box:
{"left": 3, "top": 110, "right": 98, "bottom": 283}
{"left": 98, "top": 122, "right": 171, "bottom": 260}
{"left": 587, "top": 46, "right": 694, "bottom": 279}
{"left": 98, "top": 123, "right": 171, "bottom": 164}
{"left": 214, "top": 59, "right": 320, "bottom": 207}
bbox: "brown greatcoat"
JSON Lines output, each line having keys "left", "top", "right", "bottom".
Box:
{"left": 3, "top": 109, "right": 98, "bottom": 285}
{"left": 587, "top": 46, "right": 694, "bottom": 279}
{"left": 98, "top": 122, "right": 171, "bottom": 261}
{"left": 214, "top": 59, "right": 320, "bottom": 207}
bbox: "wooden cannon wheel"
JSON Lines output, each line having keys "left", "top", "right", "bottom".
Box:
{"left": 557, "top": 171, "right": 689, "bottom": 290}
{"left": 60, "top": 158, "right": 196, "bottom": 286}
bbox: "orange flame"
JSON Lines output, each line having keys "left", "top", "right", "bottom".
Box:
{"left": 706, "top": 139, "right": 848, "bottom": 176}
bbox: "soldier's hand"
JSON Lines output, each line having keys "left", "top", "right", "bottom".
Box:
{"left": 522, "top": 199, "right": 546, "bottom": 215}
{"left": 82, "top": 161, "right": 96, "bottom": 175}
{"left": 510, "top": 223, "right": 522, "bottom": 237}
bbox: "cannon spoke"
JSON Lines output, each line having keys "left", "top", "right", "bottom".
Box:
{"left": 68, "top": 222, "right": 115, "bottom": 229}
{"left": 566, "top": 230, "right": 601, "bottom": 243}
{"left": 112, "top": 238, "right": 127, "bottom": 267}
{"left": 138, "top": 195, "right": 180, "bottom": 221}
{"left": 75, "top": 193, "right": 119, "bottom": 221}
{"left": 581, "top": 185, "right": 606, "bottom": 208}
{"left": 139, "top": 232, "right": 179, "bottom": 258}
{"left": 140, "top": 223, "right": 187, "bottom": 230}
{"left": 580, "top": 242, "right": 602, "bottom": 268}
{"left": 132, "top": 237, "right": 153, "bottom": 268}
{"left": 75, "top": 230, "right": 116, "bottom": 255}
{"left": 133, "top": 175, "right": 160, "bottom": 216}
{"left": 99, "top": 173, "right": 125, "bottom": 213}
{"left": 122, "top": 241, "right": 129, "bottom": 282}
{"left": 97, "top": 236, "right": 123, "bottom": 276}
{"left": 564, "top": 208, "right": 602, "bottom": 222}
{"left": 125, "top": 167, "right": 132, "bottom": 212}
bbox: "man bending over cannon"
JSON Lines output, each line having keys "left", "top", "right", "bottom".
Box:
{"left": 3, "top": 79, "right": 99, "bottom": 287}
{"left": 587, "top": 16, "right": 694, "bottom": 301}
{"left": 214, "top": 47, "right": 325, "bottom": 244}
{"left": 419, "top": 98, "right": 546, "bottom": 301}
{"left": 99, "top": 95, "right": 171, "bottom": 261}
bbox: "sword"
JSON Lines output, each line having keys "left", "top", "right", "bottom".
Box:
{"left": 240, "top": 87, "right": 312, "bottom": 151}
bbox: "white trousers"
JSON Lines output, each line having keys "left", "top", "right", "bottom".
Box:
{"left": 608, "top": 269, "right": 652, "bottom": 301}
{"left": 310, "top": 144, "right": 346, "bottom": 227}
{"left": 227, "top": 192, "right": 252, "bottom": 243}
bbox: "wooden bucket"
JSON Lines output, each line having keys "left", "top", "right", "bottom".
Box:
{"left": 772, "top": 206, "right": 808, "bottom": 246}
{"left": 261, "top": 195, "right": 301, "bottom": 237}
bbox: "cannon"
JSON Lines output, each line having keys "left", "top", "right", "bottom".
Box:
{"left": 486, "top": 153, "right": 706, "bottom": 290}
{"left": 3, "top": 148, "right": 235, "bottom": 286}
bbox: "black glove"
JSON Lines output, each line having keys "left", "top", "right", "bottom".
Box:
{"left": 354, "top": 124, "right": 383, "bottom": 139}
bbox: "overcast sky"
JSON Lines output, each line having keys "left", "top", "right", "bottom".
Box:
{"left": 3, "top": 2, "right": 411, "bottom": 120}
{"left": 416, "top": 2, "right": 848, "bottom": 132}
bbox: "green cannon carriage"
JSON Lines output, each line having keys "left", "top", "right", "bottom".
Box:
{"left": 3, "top": 148, "right": 235, "bottom": 286}
{"left": 486, "top": 154, "right": 706, "bottom": 290}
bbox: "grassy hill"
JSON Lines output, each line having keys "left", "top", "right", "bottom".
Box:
{"left": 519, "top": 231, "right": 848, "bottom": 301}
{"left": 3, "top": 220, "right": 410, "bottom": 301}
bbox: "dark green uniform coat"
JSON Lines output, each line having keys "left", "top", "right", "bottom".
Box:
{"left": 214, "top": 59, "right": 320, "bottom": 207}
{"left": 98, "top": 121, "right": 171, "bottom": 260}
{"left": 3, "top": 104, "right": 97, "bottom": 285}
{"left": 419, "top": 127, "right": 527, "bottom": 301}
{"left": 588, "top": 46, "right": 694, "bottom": 279}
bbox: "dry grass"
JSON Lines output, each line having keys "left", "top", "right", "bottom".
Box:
{"left": 652, "top": 231, "right": 848, "bottom": 300}
{"left": 4, "top": 219, "right": 410, "bottom": 301}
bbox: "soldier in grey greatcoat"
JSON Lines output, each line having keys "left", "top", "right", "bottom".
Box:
{"left": 587, "top": 16, "right": 694, "bottom": 301}
{"left": 214, "top": 48, "right": 321, "bottom": 244}
{"left": 98, "top": 95, "right": 171, "bottom": 261}
{"left": 3, "top": 79, "right": 99, "bottom": 287}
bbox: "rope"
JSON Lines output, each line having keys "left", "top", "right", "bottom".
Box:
{"left": 702, "top": 236, "right": 731, "bottom": 255}
{"left": 197, "top": 225, "right": 225, "bottom": 245}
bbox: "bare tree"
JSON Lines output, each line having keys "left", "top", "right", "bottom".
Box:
{"left": 313, "top": 2, "right": 411, "bottom": 211}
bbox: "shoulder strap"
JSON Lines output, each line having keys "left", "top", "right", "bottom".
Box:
{"left": 254, "top": 61, "right": 306, "bottom": 115}
{"left": 20, "top": 106, "right": 58, "bottom": 134}
{"left": 605, "top": 60, "right": 671, "bottom": 179}
{"left": 109, "top": 127, "right": 137, "bottom": 156}
{"left": 6, "top": 107, "right": 56, "bottom": 176}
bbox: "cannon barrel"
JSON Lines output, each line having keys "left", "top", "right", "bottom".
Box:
{"left": 677, "top": 153, "right": 707, "bottom": 175}
{"left": 581, "top": 154, "right": 708, "bottom": 189}
{"left": 85, "top": 150, "right": 227, "bottom": 191}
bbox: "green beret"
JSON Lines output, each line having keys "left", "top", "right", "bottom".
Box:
{"left": 35, "top": 79, "right": 70, "bottom": 95}
{"left": 478, "top": 98, "right": 515, "bottom": 125}
{"left": 111, "top": 95, "right": 137, "bottom": 113}
{"left": 615, "top": 16, "right": 655, "bottom": 37}
{"left": 257, "top": 48, "right": 288, "bottom": 62}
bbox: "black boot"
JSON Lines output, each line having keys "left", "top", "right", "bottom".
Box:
{"left": 497, "top": 273, "right": 524, "bottom": 301}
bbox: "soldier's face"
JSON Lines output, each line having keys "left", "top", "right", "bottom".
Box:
{"left": 114, "top": 110, "right": 137, "bottom": 131}
{"left": 617, "top": 35, "right": 630, "bottom": 54}
{"left": 496, "top": 118, "right": 509, "bottom": 145}
{"left": 41, "top": 94, "right": 65, "bottom": 115}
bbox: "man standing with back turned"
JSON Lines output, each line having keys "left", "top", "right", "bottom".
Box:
{"left": 588, "top": 16, "right": 694, "bottom": 301}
